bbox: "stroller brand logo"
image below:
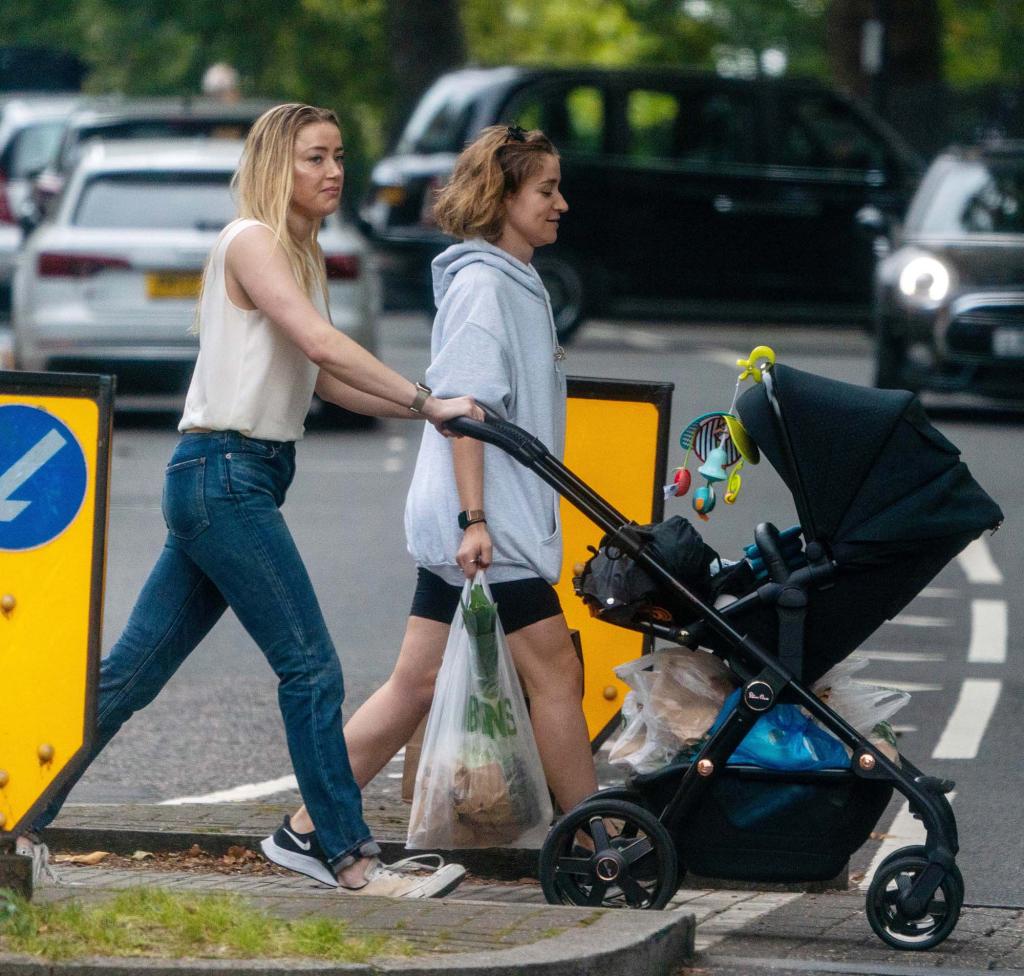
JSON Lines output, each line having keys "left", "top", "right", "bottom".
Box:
{"left": 743, "top": 680, "right": 775, "bottom": 712}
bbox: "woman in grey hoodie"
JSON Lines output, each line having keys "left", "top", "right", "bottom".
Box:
{"left": 269, "top": 125, "right": 598, "bottom": 878}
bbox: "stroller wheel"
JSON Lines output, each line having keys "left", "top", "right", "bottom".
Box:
{"left": 866, "top": 854, "right": 963, "bottom": 950}
{"left": 539, "top": 798, "right": 678, "bottom": 910}
{"left": 875, "top": 845, "right": 965, "bottom": 902}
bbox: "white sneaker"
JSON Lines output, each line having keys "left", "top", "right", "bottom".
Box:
{"left": 338, "top": 855, "right": 466, "bottom": 899}
{"left": 15, "top": 836, "right": 60, "bottom": 887}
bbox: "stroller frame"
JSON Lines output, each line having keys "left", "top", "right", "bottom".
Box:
{"left": 451, "top": 366, "right": 964, "bottom": 951}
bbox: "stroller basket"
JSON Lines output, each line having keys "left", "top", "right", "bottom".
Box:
{"left": 629, "top": 762, "right": 892, "bottom": 883}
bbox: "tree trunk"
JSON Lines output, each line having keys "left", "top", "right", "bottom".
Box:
{"left": 826, "top": 0, "right": 943, "bottom": 99}
{"left": 385, "top": 0, "right": 467, "bottom": 139}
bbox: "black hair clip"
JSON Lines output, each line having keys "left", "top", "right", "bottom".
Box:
{"left": 505, "top": 124, "right": 527, "bottom": 143}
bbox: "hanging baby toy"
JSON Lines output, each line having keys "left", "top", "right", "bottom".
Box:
{"left": 666, "top": 345, "right": 775, "bottom": 520}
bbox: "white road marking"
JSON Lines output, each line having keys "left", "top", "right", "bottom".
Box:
{"left": 289, "top": 459, "right": 403, "bottom": 474}
{"left": 159, "top": 775, "right": 298, "bottom": 805}
{"left": 386, "top": 436, "right": 406, "bottom": 452}
{"left": 853, "top": 679, "right": 942, "bottom": 692}
{"left": 932, "top": 679, "right": 1002, "bottom": 759}
{"left": 967, "top": 599, "right": 1007, "bottom": 663}
{"left": 0, "top": 428, "right": 67, "bottom": 521}
{"left": 857, "top": 650, "right": 945, "bottom": 662}
{"left": 890, "top": 614, "right": 950, "bottom": 627}
{"left": 919, "top": 587, "right": 959, "bottom": 598}
{"left": 957, "top": 536, "right": 1003, "bottom": 584}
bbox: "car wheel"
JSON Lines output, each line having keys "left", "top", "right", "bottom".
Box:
{"left": 533, "top": 253, "right": 588, "bottom": 344}
{"left": 874, "top": 320, "right": 910, "bottom": 390}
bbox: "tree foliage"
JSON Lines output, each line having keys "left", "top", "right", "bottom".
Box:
{"left": 1, "top": 0, "right": 1019, "bottom": 175}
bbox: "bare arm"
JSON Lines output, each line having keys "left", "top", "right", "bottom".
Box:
{"left": 314, "top": 370, "right": 419, "bottom": 419}
{"left": 226, "top": 225, "right": 477, "bottom": 428}
{"left": 453, "top": 436, "right": 492, "bottom": 576}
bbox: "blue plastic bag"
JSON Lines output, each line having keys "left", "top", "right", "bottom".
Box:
{"left": 709, "top": 689, "right": 849, "bottom": 771}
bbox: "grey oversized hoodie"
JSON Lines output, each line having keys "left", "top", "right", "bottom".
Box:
{"left": 404, "top": 239, "right": 567, "bottom": 586}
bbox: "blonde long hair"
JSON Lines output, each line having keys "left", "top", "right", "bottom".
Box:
{"left": 193, "top": 103, "right": 339, "bottom": 332}
{"left": 433, "top": 125, "right": 557, "bottom": 242}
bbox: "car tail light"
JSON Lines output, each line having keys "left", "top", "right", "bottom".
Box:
{"left": 0, "top": 168, "right": 14, "bottom": 225}
{"left": 324, "top": 254, "right": 360, "bottom": 280}
{"left": 38, "top": 252, "right": 132, "bottom": 277}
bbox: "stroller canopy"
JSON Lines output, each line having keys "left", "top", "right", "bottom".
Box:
{"left": 736, "top": 365, "right": 1002, "bottom": 566}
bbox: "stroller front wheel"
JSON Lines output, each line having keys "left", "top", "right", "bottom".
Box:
{"left": 866, "top": 854, "right": 963, "bottom": 950}
{"left": 539, "top": 798, "right": 678, "bottom": 910}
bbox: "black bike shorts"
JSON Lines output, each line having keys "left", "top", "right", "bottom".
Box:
{"left": 410, "top": 567, "right": 563, "bottom": 634}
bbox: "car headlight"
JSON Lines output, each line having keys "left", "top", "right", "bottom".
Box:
{"left": 898, "top": 255, "right": 951, "bottom": 305}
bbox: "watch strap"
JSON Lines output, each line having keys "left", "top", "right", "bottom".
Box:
{"left": 410, "top": 382, "right": 432, "bottom": 414}
{"left": 458, "top": 509, "right": 487, "bottom": 530}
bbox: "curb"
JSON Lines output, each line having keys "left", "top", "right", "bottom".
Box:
{"left": 43, "top": 824, "right": 846, "bottom": 890}
{"left": 42, "top": 826, "right": 539, "bottom": 884}
{"left": 0, "top": 905, "right": 695, "bottom": 976}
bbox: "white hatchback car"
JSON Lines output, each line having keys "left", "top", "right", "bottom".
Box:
{"left": 13, "top": 139, "right": 380, "bottom": 422}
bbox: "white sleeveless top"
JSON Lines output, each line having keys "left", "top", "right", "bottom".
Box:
{"left": 179, "top": 218, "right": 322, "bottom": 442}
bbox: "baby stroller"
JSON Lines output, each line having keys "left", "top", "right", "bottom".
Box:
{"left": 450, "top": 361, "right": 1002, "bottom": 951}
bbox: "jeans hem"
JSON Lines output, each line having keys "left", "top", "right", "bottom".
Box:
{"left": 328, "top": 838, "right": 381, "bottom": 871}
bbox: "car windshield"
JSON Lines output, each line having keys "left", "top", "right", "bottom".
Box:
{"left": 912, "top": 157, "right": 1024, "bottom": 235}
{"left": 7, "top": 120, "right": 66, "bottom": 178}
{"left": 395, "top": 81, "right": 479, "bottom": 154}
{"left": 73, "top": 171, "right": 236, "bottom": 229}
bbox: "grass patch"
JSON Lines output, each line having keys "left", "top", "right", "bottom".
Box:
{"left": 0, "top": 887, "right": 413, "bottom": 963}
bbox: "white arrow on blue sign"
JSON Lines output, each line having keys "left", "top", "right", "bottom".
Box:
{"left": 0, "top": 404, "right": 88, "bottom": 551}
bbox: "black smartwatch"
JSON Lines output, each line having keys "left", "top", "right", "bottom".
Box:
{"left": 458, "top": 509, "right": 487, "bottom": 530}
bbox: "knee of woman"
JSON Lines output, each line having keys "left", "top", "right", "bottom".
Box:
{"left": 279, "top": 648, "right": 345, "bottom": 700}
{"left": 390, "top": 666, "right": 439, "bottom": 712}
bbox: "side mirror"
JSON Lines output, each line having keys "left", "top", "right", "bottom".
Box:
{"left": 855, "top": 205, "right": 890, "bottom": 238}
{"left": 17, "top": 203, "right": 39, "bottom": 238}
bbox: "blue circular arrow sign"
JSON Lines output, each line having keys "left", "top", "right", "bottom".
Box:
{"left": 0, "top": 404, "right": 88, "bottom": 551}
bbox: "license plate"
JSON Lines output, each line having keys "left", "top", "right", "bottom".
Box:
{"left": 992, "top": 326, "right": 1024, "bottom": 358}
{"left": 146, "top": 271, "right": 202, "bottom": 300}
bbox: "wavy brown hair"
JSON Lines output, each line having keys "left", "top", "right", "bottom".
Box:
{"left": 433, "top": 125, "right": 557, "bottom": 242}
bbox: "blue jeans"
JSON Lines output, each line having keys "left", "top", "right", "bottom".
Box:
{"left": 33, "top": 431, "right": 379, "bottom": 869}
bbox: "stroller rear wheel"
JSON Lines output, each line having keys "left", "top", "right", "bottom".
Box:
{"left": 539, "top": 798, "right": 678, "bottom": 910}
{"left": 866, "top": 854, "right": 963, "bottom": 950}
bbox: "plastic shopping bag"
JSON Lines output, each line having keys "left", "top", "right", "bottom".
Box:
{"left": 811, "top": 657, "right": 910, "bottom": 763}
{"left": 406, "top": 572, "right": 552, "bottom": 849}
{"left": 607, "top": 649, "right": 736, "bottom": 774}
{"left": 709, "top": 689, "right": 851, "bottom": 771}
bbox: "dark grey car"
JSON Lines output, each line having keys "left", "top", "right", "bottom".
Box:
{"left": 869, "top": 141, "right": 1024, "bottom": 399}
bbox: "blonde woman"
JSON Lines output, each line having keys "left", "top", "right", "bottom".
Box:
{"left": 16, "top": 104, "right": 478, "bottom": 899}
{"left": 266, "top": 124, "right": 599, "bottom": 876}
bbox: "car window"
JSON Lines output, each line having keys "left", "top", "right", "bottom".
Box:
{"left": 505, "top": 85, "right": 604, "bottom": 155}
{"left": 624, "top": 88, "right": 756, "bottom": 165}
{"left": 627, "top": 90, "right": 678, "bottom": 160}
{"left": 73, "top": 171, "right": 236, "bottom": 229}
{"left": 397, "top": 84, "right": 477, "bottom": 155}
{"left": 771, "top": 92, "right": 887, "bottom": 172}
{"left": 5, "top": 120, "right": 66, "bottom": 177}
{"left": 61, "top": 121, "right": 251, "bottom": 172}
{"left": 913, "top": 159, "right": 1024, "bottom": 235}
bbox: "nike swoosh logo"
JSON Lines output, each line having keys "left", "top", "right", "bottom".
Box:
{"left": 283, "top": 827, "right": 311, "bottom": 851}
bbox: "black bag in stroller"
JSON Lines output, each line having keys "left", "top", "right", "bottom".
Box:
{"left": 448, "top": 363, "right": 1002, "bottom": 951}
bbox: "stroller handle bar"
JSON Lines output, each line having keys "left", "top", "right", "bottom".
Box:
{"left": 447, "top": 408, "right": 635, "bottom": 533}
